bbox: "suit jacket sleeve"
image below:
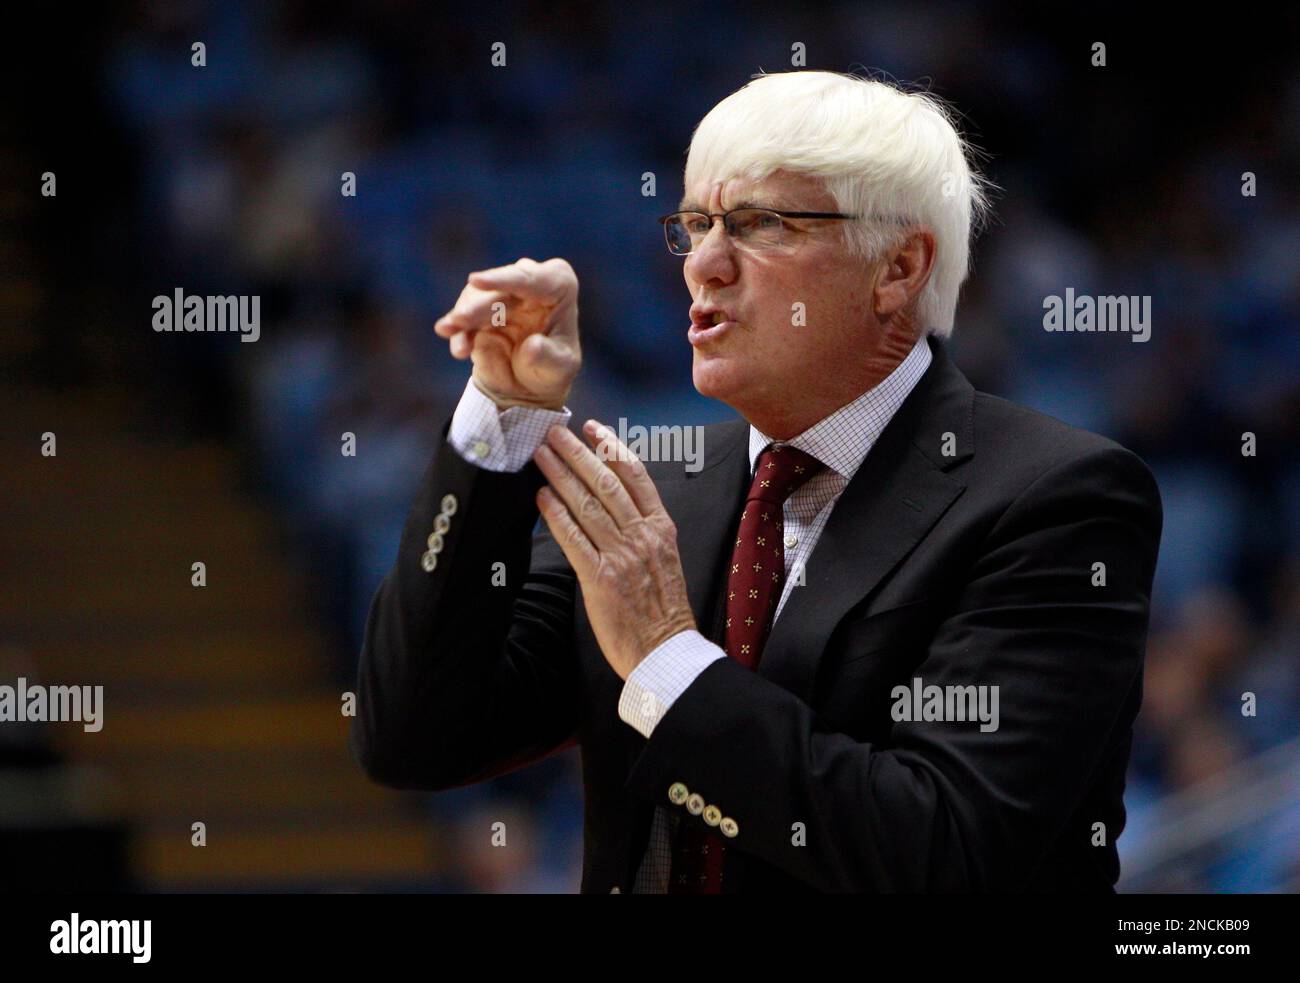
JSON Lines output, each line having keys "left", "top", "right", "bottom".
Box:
{"left": 624, "top": 444, "right": 1163, "bottom": 891}
{"left": 348, "top": 417, "right": 579, "bottom": 790}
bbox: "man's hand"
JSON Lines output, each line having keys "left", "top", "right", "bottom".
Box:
{"left": 434, "top": 257, "right": 581, "bottom": 410}
{"left": 532, "top": 420, "right": 697, "bottom": 681}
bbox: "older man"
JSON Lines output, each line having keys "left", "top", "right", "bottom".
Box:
{"left": 350, "top": 71, "right": 1163, "bottom": 893}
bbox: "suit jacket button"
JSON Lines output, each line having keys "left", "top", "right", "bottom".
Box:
{"left": 420, "top": 551, "right": 438, "bottom": 573}
{"left": 440, "top": 493, "right": 458, "bottom": 516}
{"left": 703, "top": 804, "right": 722, "bottom": 826}
{"left": 668, "top": 782, "right": 688, "bottom": 805}
{"left": 719, "top": 817, "right": 739, "bottom": 838}
{"left": 686, "top": 793, "right": 705, "bottom": 815}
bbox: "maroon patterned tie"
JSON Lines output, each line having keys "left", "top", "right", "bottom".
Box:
{"left": 667, "top": 443, "right": 824, "bottom": 893}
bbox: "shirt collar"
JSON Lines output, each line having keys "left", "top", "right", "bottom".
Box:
{"left": 747, "top": 334, "right": 933, "bottom": 482}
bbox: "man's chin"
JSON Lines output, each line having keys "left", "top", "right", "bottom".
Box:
{"left": 692, "top": 354, "right": 747, "bottom": 404}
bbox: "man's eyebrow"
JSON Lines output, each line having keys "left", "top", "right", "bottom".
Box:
{"left": 676, "top": 199, "right": 776, "bottom": 212}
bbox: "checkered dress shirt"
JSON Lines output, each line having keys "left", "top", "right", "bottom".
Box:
{"left": 446, "top": 336, "right": 932, "bottom": 892}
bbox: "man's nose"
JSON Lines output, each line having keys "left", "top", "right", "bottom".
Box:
{"left": 686, "top": 219, "right": 737, "bottom": 284}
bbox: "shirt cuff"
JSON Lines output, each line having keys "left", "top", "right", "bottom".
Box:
{"left": 618, "top": 630, "right": 727, "bottom": 738}
{"left": 448, "top": 376, "right": 573, "bottom": 472}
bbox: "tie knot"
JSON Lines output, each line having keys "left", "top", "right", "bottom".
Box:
{"left": 747, "top": 444, "right": 824, "bottom": 505}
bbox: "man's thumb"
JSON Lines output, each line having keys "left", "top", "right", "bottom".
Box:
{"left": 519, "top": 331, "right": 571, "bottom": 371}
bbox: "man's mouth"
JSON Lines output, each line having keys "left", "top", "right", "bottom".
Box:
{"left": 688, "top": 308, "right": 738, "bottom": 346}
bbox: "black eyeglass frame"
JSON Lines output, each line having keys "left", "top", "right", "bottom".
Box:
{"left": 657, "top": 208, "right": 860, "bottom": 254}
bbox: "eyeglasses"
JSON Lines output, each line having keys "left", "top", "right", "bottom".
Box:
{"left": 658, "top": 208, "right": 859, "bottom": 256}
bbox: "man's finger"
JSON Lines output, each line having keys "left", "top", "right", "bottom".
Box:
{"left": 438, "top": 287, "right": 512, "bottom": 336}
{"left": 469, "top": 259, "right": 569, "bottom": 304}
{"left": 468, "top": 329, "right": 512, "bottom": 375}
{"left": 469, "top": 257, "right": 536, "bottom": 282}
{"left": 544, "top": 425, "right": 642, "bottom": 528}
{"left": 536, "top": 486, "right": 598, "bottom": 578}
{"left": 581, "top": 419, "right": 666, "bottom": 518}
{"left": 533, "top": 441, "right": 624, "bottom": 548}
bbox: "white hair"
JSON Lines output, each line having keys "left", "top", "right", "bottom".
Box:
{"left": 683, "top": 70, "right": 996, "bottom": 337}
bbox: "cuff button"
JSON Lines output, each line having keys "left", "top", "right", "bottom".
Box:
{"left": 668, "top": 782, "right": 688, "bottom": 805}
{"left": 440, "top": 493, "right": 458, "bottom": 516}
{"left": 420, "top": 551, "right": 438, "bottom": 573}
{"left": 719, "top": 817, "right": 739, "bottom": 838}
{"left": 686, "top": 793, "right": 705, "bottom": 815}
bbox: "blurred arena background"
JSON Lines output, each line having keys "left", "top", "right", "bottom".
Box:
{"left": 2, "top": 2, "right": 1298, "bottom": 892}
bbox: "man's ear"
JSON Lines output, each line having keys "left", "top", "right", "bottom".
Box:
{"left": 873, "top": 229, "right": 936, "bottom": 319}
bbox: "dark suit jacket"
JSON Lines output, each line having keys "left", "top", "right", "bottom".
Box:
{"left": 349, "top": 335, "right": 1163, "bottom": 892}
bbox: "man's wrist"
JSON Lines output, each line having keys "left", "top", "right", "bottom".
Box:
{"left": 450, "top": 376, "right": 571, "bottom": 472}
{"left": 471, "top": 374, "right": 570, "bottom": 412}
{"left": 618, "top": 630, "right": 727, "bottom": 738}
